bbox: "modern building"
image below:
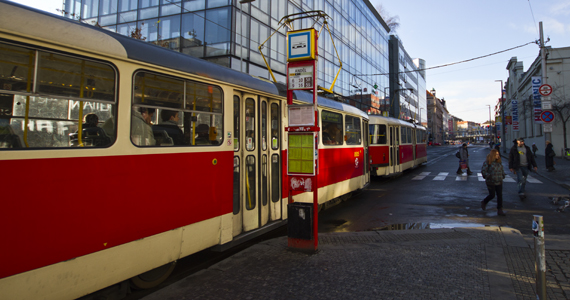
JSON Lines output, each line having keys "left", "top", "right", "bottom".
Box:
{"left": 63, "top": 0, "right": 415, "bottom": 114}
{"left": 503, "top": 46, "right": 570, "bottom": 154}
{"left": 389, "top": 36, "right": 426, "bottom": 123}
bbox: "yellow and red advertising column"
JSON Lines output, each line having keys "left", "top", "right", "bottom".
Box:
{"left": 286, "top": 28, "right": 319, "bottom": 252}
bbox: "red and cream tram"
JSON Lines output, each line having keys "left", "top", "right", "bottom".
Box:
{"left": 368, "top": 115, "right": 427, "bottom": 176}
{"left": 0, "top": 2, "right": 368, "bottom": 299}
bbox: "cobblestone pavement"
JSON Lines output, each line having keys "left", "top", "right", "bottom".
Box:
{"left": 504, "top": 246, "right": 570, "bottom": 300}
{"left": 142, "top": 227, "right": 570, "bottom": 300}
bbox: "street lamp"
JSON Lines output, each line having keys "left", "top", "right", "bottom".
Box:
{"left": 495, "top": 80, "right": 505, "bottom": 153}
{"left": 486, "top": 104, "right": 492, "bottom": 143}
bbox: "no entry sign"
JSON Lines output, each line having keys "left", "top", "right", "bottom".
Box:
{"left": 539, "top": 84, "right": 553, "bottom": 97}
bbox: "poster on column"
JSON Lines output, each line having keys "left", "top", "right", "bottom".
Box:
{"left": 532, "top": 76, "right": 543, "bottom": 124}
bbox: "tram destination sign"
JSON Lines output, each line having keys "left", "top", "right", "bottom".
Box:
{"left": 288, "top": 65, "right": 313, "bottom": 90}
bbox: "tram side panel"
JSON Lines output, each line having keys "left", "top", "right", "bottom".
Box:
{"left": 0, "top": 151, "right": 233, "bottom": 280}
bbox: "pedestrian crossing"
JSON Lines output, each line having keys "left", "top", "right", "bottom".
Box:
{"left": 411, "top": 171, "right": 543, "bottom": 183}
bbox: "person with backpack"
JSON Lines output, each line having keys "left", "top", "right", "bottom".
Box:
{"left": 481, "top": 149, "right": 506, "bottom": 216}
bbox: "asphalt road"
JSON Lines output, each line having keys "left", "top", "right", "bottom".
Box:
{"left": 319, "top": 144, "right": 570, "bottom": 236}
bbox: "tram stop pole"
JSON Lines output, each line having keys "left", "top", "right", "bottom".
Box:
{"left": 259, "top": 11, "right": 339, "bottom": 253}
{"left": 533, "top": 215, "right": 546, "bottom": 300}
{"left": 284, "top": 27, "right": 319, "bottom": 253}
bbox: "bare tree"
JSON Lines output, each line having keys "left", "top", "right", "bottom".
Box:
{"left": 549, "top": 84, "right": 570, "bottom": 149}
{"left": 375, "top": 4, "right": 399, "bottom": 32}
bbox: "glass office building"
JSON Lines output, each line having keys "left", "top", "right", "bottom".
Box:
{"left": 63, "top": 0, "right": 392, "bottom": 112}
{"left": 389, "top": 35, "right": 426, "bottom": 125}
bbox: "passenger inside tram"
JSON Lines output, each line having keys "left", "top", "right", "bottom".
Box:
{"left": 322, "top": 123, "right": 341, "bottom": 145}
{"left": 195, "top": 124, "right": 211, "bottom": 145}
{"left": 69, "top": 113, "right": 111, "bottom": 147}
{"left": 153, "top": 110, "right": 185, "bottom": 145}
{"left": 131, "top": 107, "right": 156, "bottom": 146}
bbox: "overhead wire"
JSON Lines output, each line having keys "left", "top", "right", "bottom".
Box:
{"left": 358, "top": 41, "right": 538, "bottom": 77}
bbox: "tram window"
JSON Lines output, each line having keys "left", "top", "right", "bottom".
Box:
{"left": 345, "top": 115, "right": 361, "bottom": 145}
{"left": 370, "top": 124, "right": 386, "bottom": 145}
{"left": 270, "top": 103, "right": 279, "bottom": 150}
{"left": 271, "top": 154, "right": 280, "bottom": 203}
{"left": 133, "top": 72, "right": 183, "bottom": 109}
{"left": 245, "top": 98, "right": 255, "bottom": 151}
{"left": 5, "top": 95, "right": 116, "bottom": 149}
{"left": 0, "top": 43, "right": 117, "bottom": 150}
{"left": 234, "top": 96, "right": 240, "bottom": 151}
{"left": 261, "top": 101, "right": 267, "bottom": 151}
{"left": 246, "top": 155, "right": 256, "bottom": 210}
{"left": 132, "top": 71, "right": 223, "bottom": 147}
{"left": 401, "top": 127, "right": 407, "bottom": 144}
{"left": 321, "top": 110, "right": 342, "bottom": 145}
{"left": 233, "top": 156, "right": 240, "bottom": 214}
{"left": 0, "top": 43, "right": 35, "bottom": 94}
{"left": 407, "top": 128, "right": 412, "bottom": 143}
{"left": 186, "top": 81, "right": 223, "bottom": 113}
{"left": 38, "top": 52, "right": 115, "bottom": 102}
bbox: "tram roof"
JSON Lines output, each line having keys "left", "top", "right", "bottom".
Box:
{"left": 368, "top": 114, "right": 419, "bottom": 127}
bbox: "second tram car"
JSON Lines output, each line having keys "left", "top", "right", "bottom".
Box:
{"left": 368, "top": 115, "right": 427, "bottom": 176}
{"left": 0, "top": 2, "right": 370, "bottom": 299}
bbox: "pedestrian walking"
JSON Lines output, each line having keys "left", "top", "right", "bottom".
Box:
{"left": 532, "top": 143, "right": 538, "bottom": 157}
{"left": 545, "top": 140, "right": 556, "bottom": 171}
{"left": 481, "top": 149, "right": 506, "bottom": 216}
{"left": 456, "top": 143, "right": 473, "bottom": 175}
{"left": 508, "top": 138, "right": 538, "bottom": 200}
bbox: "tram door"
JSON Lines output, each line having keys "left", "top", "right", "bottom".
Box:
{"left": 389, "top": 126, "right": 401, "bottom": 173}
{"left": 233, "top": 93, "right": 282, "bottom": 237}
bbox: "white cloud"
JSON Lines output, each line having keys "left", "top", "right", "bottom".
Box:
{"left": 549, "top": 2, "right": 570, "bottom": 16}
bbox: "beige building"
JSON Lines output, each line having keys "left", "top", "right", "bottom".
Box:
{"left": 504, "top": 46, "right": 570, "bottom": 155}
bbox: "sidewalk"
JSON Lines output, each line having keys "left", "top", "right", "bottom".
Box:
{"left": 142, "top": 227, "right": 570, "bottom": 300}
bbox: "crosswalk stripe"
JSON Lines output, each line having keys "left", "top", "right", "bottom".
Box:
{"left": 409, "top": 172, "right": 543, "bottom": 184}
{"left": 527, "top": 175, "right": 542, "bottom": 183}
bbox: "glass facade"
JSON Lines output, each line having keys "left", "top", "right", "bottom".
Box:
{"left": 388, "top": 35, "right": 426, "bottom": 123}
{"left": 64, "top": 0, "right": 391, "bottom": 112}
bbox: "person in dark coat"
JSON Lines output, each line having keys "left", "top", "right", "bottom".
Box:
{"left": 545, "top": 140, "right": 555, "bottom": 171}
{"left": 508, "top": 138, "right": 538, "bottom": 199}
{"left": 532, "top": 143, "right": 538, "bottom": 157}
{"left": 481, "top": 149, "right": 506, "bottom": 216}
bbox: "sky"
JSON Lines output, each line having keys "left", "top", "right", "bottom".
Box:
{"left": 373, "top": 0, "right": 570, "bottom": 123}
{"left": 8, "top": 0, "right": 570, "bottom": 124}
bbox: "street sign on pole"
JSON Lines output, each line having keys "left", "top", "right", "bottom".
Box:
{"left": 540, "top": 110, "right": 554, "bottom": 123}
{"left": 539, "top": 84, "right": 552, "bottom": 97}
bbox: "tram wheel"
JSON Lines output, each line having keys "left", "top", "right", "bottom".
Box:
{"left": 130, "top": 261, "right": 177, "bottom": 289}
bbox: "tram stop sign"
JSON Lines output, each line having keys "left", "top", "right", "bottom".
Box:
{"left": 540, "top": 110, "right": 554, "bottom": 123}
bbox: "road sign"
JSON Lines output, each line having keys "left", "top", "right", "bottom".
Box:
{"left": 543, "top": 123, "right": 553, "bottom": 132}
{"left": 540, "top": 110, "right": 554, "bottom": 123}
{"left": 539, "top": 84, "right": 552, "bottom": 96}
